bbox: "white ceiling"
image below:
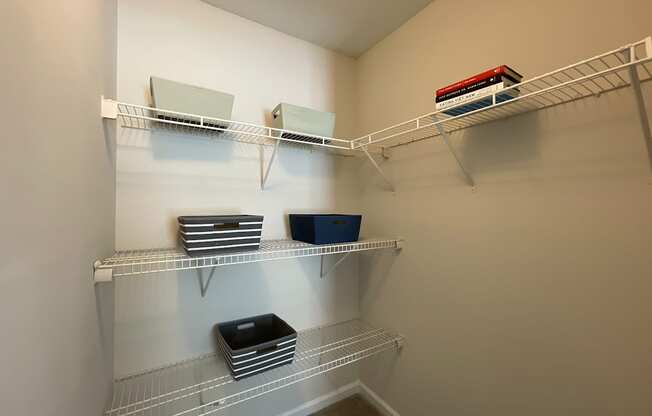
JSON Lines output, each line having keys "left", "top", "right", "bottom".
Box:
{"left": 201, "top": 0, "right": 433, "bottom": 58}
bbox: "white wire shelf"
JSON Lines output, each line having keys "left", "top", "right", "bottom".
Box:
{"left": 101, "top": 38, "right": 651, "bottom": 191}
{"left": 101, "top": 99, "right": 353, "bottom": 151}
{"left": 351, "top": 37, "right": 652, "bottom": 150}
{"left": 106, "top": 319, "right": 403, "bottom": 416}
{"left": 94, "top": 238, "right": 403, "bottom": 280}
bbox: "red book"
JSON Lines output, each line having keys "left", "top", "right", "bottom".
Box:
{"left": 436, "top": 65, "right": 522, "bottom": 98}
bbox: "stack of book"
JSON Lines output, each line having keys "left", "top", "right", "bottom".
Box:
{"left": 435, "top": 65, "right": 523, "bottom": 116}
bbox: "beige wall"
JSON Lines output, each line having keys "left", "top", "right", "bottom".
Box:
{"left": 113, "top": 1, "right": 361, "bottom": 414}
{"left": 5, "top": 0, "right": 650, "bottom": 414}
{"left": 0, "top": 1, "right": 117, "bottom": 415}
{"left": 355, "top": 0, "right": 652, "bottom": 415}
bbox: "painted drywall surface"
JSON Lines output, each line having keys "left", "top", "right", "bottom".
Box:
{"left": 354, "top": 0, "right": 652, "bottom": 415}
{"left": 114, "top": 0, "right": 363, "bottom": 413}
{"left": 0, "top": 1, "right": 116, "bottom": 415}
{"left": 201, "top": 0, "right": 434, "bottom": 58}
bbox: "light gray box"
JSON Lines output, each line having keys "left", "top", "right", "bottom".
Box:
{"left": 271, "top": 103, "right": 335, "bottom": 143}
{"left": 150, "top": 77, "right": 234, "bottom": 126}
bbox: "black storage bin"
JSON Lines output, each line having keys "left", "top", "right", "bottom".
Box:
{"left": 178, "top": 215, "right": 263, "bottom": 256}
{"left": 289, "top": 214, "right": 362, "bottom": 245}
{"left": 215, "top": 314, "right": 297, "bottom": 380}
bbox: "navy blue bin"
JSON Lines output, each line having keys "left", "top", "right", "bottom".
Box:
{"left": 289, "top": 214, "right": 362, "bottom": 245}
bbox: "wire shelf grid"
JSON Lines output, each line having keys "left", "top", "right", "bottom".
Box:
{"left": 351, "top": 37, "right": 652, "bottom": 149}
{"left": 104, "top": 38, "right": 651, "bottom": 157}
{"left": 106, "top": 319, "right": 403, "bottom": 416}
{"left": 98, "top": 239, "right": 401, "bottom": 278}
{"left": 111, "top": 101, "right": 353, "bottom": 151}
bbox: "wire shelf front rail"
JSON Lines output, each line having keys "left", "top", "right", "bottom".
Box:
{"left": 96, "top": 238, "right": 403, "bottom": 279}
{"left": 102, "top": 99, "right": 354, "bottom": 151}
{"left": 351, "top": 37, "right": 652, "bottom": 150}
{"left": 106, "top": 319, "right": 404, "bottom": 416}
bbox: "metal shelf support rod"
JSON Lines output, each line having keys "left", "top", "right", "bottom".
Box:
{"left": 361, "top": 145, "right": 395, "bottom": 192}
{"left": 261, "top": 140, "right": 280, "bottom": 190}
{"left": 197, "top": 267, "right": 217, "bottom": 297}
{"left": 435, "top": 123, "right": 475, "bottom": 187}
{"left": 626, "top": 46, "right": 652, "bottom": 171}
{"left": 320, "top": 252, "right": 352, "bottom": 279}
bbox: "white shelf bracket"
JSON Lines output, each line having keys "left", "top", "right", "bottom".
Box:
{"left": 197, "top": 267, "right": 217, "bottom": 297}
{"left": 361, "top": 145, "right": 395, "bottom": 192}
{"left": 320, "top": 252, "right": 352, "bottom": 279}
{"left": 101, "top": 96, "right": 118, "bottom": 119}
{"left": 434, "top": 123, "right": 475, "bottom": 188}
{"left": 260, "top": 139, "right": 280, "bottom": 190}
{"left": 93, "top": 260, "right": 113, "bottom": 284}
{"left": 625, "top": 47, "right": 652, "bottom": 171}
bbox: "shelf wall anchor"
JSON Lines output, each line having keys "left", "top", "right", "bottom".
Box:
{"left": 362, "top": 145, "right": 395, "bottom": 192}
{"left": 101, "top": 96, "right": 118, "bottom": 119}
{"left": 260, "top": 140, "right": 280, "bottom": 190}
{"left": 197, "top": 267, "right": 217, "bottom": 297}
{"left": 625, "top": 46, "right": 652, "bottom": 172}
{"left": 395, "top": 335, "right": 405, "bottom": 350}
{"left": 434, "top": 123, "right": 475, "bottom": 188}
{"left": 93, "top": 260, "right": 113, "bottom": 283}
{"left": 320, "top": 252, "right": 352, "bottom": 279}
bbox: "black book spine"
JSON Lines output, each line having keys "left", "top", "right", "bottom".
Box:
{"left": 436, "top": 76, "right": 499, "bottom": 103}
{"left": 502, "top": 65, "right": 524, "bottom": 81}
{"left": 435, "top": 74, "right": 519, "bottom": 103}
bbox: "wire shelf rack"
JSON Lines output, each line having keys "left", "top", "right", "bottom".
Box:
{"left": 102, "top": 100, "right": 353, "bottom": 151}
{"left": 351, "top": 37, "right": 652, "bottom": 150}
{"left": 100, "top": 37, "right": 652, "bottom": 190}
{"left": 106, "top": 319, "right": 403, "bottom": 416}
{"left": 95, "top": 238, "right": 402, "bottom": 279}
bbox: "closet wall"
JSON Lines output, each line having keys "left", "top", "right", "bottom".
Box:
{"left": 114, "top": 0, "right": 361, "bottom": 413}
{"left": 0, "top": 0, "right": 117, "bottom": 415}
{"left": 355, "top": 0, "right": 652, "bottom": 415}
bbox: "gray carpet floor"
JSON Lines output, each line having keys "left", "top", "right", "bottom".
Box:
{"left": 310, "top": 395, "right": 381, "bottom": 416}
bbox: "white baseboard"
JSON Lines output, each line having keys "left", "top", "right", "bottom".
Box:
{"left": 276, "top": 381, "right": 360, "bottom": 416}
{"left": 358, "top": 382, "right": 401, "bottom": 416}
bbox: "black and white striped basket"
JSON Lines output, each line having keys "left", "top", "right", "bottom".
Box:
{"left": 178, "top": 215, "right": 263, "bottom": 256}
{"left": 215, "top": 314, "right": 297, "bottom": 380}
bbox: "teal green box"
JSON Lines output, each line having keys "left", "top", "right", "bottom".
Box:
{"left": 271, "top": 103, "right": 335, "bottom": 139}
{"left": 150, "top": 77, "right": 234, "bottom": 121}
